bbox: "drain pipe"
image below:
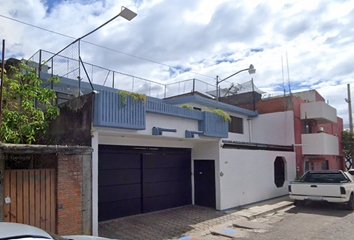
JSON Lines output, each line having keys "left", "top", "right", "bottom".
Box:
{"left": 247, "top": 117, "right": 253, "bottom": 142}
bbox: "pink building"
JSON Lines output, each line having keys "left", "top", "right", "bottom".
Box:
{"left": 233, "top": 89, "right": 344, "bottom": 177}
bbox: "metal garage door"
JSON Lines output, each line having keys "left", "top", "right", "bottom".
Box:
{"left": 98, "top": 145, "right": 191, "bottom": 221}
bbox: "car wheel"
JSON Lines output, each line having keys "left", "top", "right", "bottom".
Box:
{"left": 346, "top": 194, "right": 354, "bottom": 210}
{"left": 294, "top": 200, "right": 304, "bottom": 207}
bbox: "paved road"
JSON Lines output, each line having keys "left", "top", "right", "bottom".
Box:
{"left": 238, "top": 202, "right": 354, "bottom": 240}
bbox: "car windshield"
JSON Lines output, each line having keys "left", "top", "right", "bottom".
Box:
{"left": 300, "top": 172, "right": 349, "bottom": 183}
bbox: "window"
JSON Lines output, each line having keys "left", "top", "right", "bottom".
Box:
{"left": 193, "top": 107, "right": 201, "bottom": 111}
{"left": 321, "top": 160, "right": 329, "bottom": 170}
{"left": 304, "top": 160, "right": 314, "bottom": 172}
{"left": 229, "top": 116, "right": 243, "bottom": 134}
{"left": 304, "top": 121, "right": 312, "bottom": 134}
{"left": 274, "top": 157, "right": 286, "bottom": 188}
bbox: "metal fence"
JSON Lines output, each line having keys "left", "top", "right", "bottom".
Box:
{"left": 27, "top": 49, "right": 216, "bottom": 99}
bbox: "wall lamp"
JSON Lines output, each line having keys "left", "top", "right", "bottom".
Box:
{"left": 152, "top": 127, "right": 177, "bottom": 136}
{"left": 185, "top": 130, "right": 204, "bottom": 138}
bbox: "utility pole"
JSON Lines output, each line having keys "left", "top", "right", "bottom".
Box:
{"left": 347, "top": 84, "right": 353, "bottom": 134}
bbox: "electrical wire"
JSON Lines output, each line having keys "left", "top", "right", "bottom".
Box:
{"left": 0, "top": 14, "right": 215, "bottom": 79}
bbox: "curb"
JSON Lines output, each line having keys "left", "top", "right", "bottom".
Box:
{"left": 233, "top": 200, "right": 294, "bottom": 220}
{"left": 178, "top": 198, "right": 294, "bottom": 240}
{"left": 246, "top": 201, "right": 294, "bottom": 219}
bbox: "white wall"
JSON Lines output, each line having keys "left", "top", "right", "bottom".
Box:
{"left": 301, "top": 133, "right": 339, "bottom": 155}
{"left": 92, "top": 130, "right": 99, "bottom": 236}
{"left": 145, "top": 113, "right": 200, "bottom": 139}
{"left": 219, "top": 148, "right": 296, "bottom": 210}
{"left": 300, "top": 101, "right": 337, "bottom": 123}
{"left": 251, "top": 111, "right": 295, "bottom": 145}
{"left": 91, "top": 107, "right": 296, "bottom": 233}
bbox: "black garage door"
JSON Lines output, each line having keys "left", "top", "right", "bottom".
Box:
{"left": 98, "top": 145, "right": 192, "bottom": 221}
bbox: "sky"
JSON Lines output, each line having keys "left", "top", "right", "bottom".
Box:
{"left": 1, "top": 0, "right": 354, "bottom": 127}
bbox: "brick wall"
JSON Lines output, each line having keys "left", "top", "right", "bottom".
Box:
{"left": 57, "top": 154, "right": 83, "bottom": 235}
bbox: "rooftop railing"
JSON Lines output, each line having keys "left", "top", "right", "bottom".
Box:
{"left": 27, "top": 49, "right": 216, "bottom": 99}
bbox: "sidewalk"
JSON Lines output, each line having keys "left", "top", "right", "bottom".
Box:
{"left": 177, "top": 195, "right": 293, "bottom": 240}
{"left": 98, "top": 195, "right": 294, "bottom": 240}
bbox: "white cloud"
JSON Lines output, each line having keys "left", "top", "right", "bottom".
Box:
{"left": 1, "top": 0, "right": 354, "bottom": 125}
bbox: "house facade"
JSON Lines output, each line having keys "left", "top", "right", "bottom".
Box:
{"left": 45, "top": 77, "right": 296, "bottom": 235}
{"left": 10, "top": 55, "right": 296, "bottom": 235}
{"left": 236, "top": 90, "right": 344, "bottom": 177}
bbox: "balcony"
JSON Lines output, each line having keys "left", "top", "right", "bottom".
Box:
{"left": 300, "top": 101, "right": 337, "bottom": 124}
{"left": 93, "top": 90, "right": 229, "bottom": 138}
{"left": 301, "top": 133, "right": 339, "bottom": 155}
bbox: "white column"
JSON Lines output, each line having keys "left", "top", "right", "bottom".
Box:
{"left": 91, "top": 129, "right": 99, "bottom": 236}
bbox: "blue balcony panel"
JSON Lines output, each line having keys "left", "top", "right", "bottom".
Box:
{"left": 199, "top": 112, "right": 228, "bottom": 138}
{"left": 93, "top": 91, "right": 228, "bottom": 137}
{"left": 145, "top": 100, "right": 203, "bottom": 120}
{"left": 93, "top": 91, "right": 146, "bottom": 130}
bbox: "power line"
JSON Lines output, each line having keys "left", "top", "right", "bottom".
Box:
{"left": 0, "top": 14, "right": 214, "bottom": 79}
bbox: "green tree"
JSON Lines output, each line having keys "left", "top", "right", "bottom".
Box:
{"left": 0, "top": 59, "right": 60, "bottom": 144}
{"left": 342, "top": 130, "right": 354, "bottom": 170}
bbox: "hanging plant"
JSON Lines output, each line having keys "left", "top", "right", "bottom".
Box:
{"left": 117, "top": 90, "right": 147, "bottom": 107}
{"left": 181, "top": 104, "right": 193, "bottom": 109}
{"left": 205, "top": 109, "right": 232, "bottom": 122}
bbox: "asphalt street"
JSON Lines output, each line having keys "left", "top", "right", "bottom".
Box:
{"left": 238, "top": 201, "right": 354, "bottom": 240}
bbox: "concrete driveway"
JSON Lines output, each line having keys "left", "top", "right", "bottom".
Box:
{"left": 98, "top": 205, "right": 240, "bottom": 240}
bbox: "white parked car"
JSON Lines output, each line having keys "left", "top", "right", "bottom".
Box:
{"left": 288, "top": 170, "right": 354, "bottom": 210}
{"left": 347, "top": 169, "right": 354, "bottom": 176}
{"left": 0, "top": 222, "right": 116, "bottom": 240}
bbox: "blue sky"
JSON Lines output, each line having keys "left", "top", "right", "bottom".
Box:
{"left": 45, "top": 0, "right": 61, "bottom": 12}
{"left": 1, "top": 0, "right": 354, "bottom": 126}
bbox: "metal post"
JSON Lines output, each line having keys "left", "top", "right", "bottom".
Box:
{"left": 112, "top": 71, "right": 114, "bottom": 88}
{"left": 216, "top": 76, "right": 219, "bottom": 108}
{"left": 80, "top": 57, "right": 94, "bottom": 91}
{"left": 132, "top": 77, "right": 134, "bottom": 92}
{"left": 78, "top": 40, "right": 81, "bottom": 96}
{"left": 38, "top": 49, "right": 42, "bottom": 78}
{"left": 252, "top": 78, "right": 256, "bottom": 111}
{"left": 348, "top": 84, "right": 353, "bottom": 134}
{"left": 0, "top": 39, "right": 5, "bottom": 137}
{"left": 91, "top": 65, "right": 94, "bottom": 83}
{"left": 51, "top": 58, "right": 54, "bottom": 89}
{"left": 192, "top": 78, "right": 195, "bottom": 93}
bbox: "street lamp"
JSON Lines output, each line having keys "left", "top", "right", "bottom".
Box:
{"left": 47, "top": 6, "right": 137, "bottom": 63}
{"left": 41, "top": 6, "right": 137, "bottom": 94}
{"left": 216, "top": 64, "right": 256, "bottom": 105}
{"left": 78, "top": 6, "right": 137, "bottom": 42}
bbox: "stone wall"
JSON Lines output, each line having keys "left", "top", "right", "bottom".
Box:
{"left": 46, "top": 93, "right": 93, "bottom": 146}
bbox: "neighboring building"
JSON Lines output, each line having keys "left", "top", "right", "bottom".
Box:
{"left": 234, "top": 89, "right": 344, "bottom": 177}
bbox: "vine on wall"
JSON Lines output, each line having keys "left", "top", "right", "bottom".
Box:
{"left": 206, "top": 109, "right": 231, "bottom": 122}
{"left": 118, "top": 90, "right": 147, "bottom": 107}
